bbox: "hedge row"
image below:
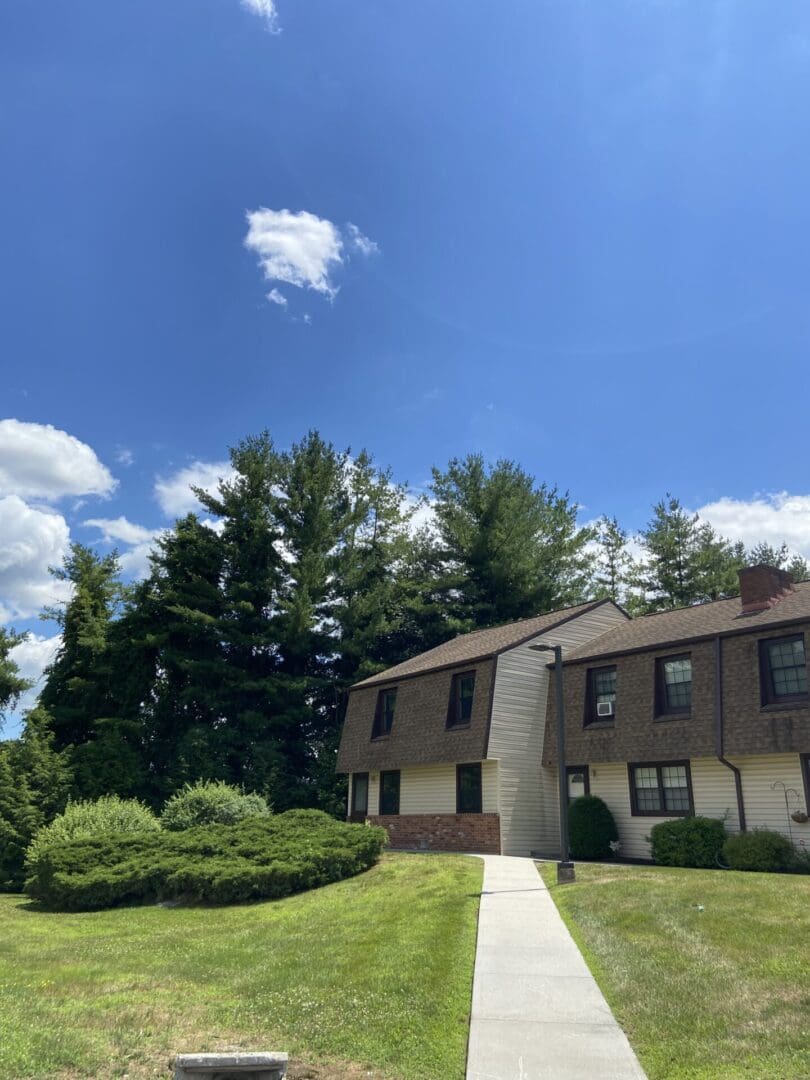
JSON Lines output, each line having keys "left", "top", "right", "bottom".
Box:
{"left": 24, "top": 809, "right": 388, "bottom": 911}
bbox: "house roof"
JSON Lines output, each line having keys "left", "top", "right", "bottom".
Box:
{"left": 562, "top": 580, "right": 810, "bottom": 665}
{"left": 352, "top": 599, "right": 612, "bottom": 688}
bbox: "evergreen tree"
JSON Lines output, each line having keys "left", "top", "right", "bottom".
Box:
{"left": 692, "top": 523, "right": 746, "bottom": 602}
{"left": 635, "top": 496, "right": 702, "bottom": 610}
{"left": 39, "top": 544, "right": 123, "bottom": 749}
{"left": 8, "top": 707, "right": 72, "bottom": 821}
{"left": 749, "top": 541, "right": 809, "bottom": 583}
{"left": 592, "top": 516, "right": 635, "bottom": 604}
{"left": 430, "top": 454, "right": 594, "bottom": 627}
{"left": 0, "top": 749, "right": 40, "bottom": 891}
{"left": 0, "top": 627, "right": 31, "bottom": 726}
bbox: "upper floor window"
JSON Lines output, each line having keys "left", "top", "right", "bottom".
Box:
{"left": 447, "top": 671, "right": 476, "bottom": 728}
{"left": 456, "top": 763, "right": 483, "bottom": 813}
{"left": 372, "top": 688, "right": 397, "bottom": 739}
{"left": 656, "top": 654, "right": 692, "bottom": 716}
{"left": 629, "top": 761, "right": 693, "bottom": 817}
{"left": 586, "top": 666, "right": 617, "bottom": 725}
{"left": 759, "top": 634, "right": 808, "bottom": 706}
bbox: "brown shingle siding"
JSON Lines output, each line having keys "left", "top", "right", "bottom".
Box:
{"left": 336, "top": 660, "right": 495, "bottom": 773}
{"left": 544, "top": 623, "right": 810, "bottom": 765}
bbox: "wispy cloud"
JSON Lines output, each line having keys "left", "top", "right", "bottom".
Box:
{"left": 155, "top": 460, "right": 236, "bottom": 518}
{"left": 244, "top": 208, "right": 378, "bottom": 307}
{"left": 241, "top": 0, "right": 280, "bottom": 33}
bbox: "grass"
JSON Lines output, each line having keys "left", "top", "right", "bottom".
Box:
{"left": 539, "top": 861, "right": 810, "bottom": 1080}
{"left": 0, "top": 853, "right": 482, "bottom": 1080}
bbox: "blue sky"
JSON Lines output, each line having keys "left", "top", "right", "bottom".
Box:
{"left": 3, "top": 1, "right": 810, "bottom": 734}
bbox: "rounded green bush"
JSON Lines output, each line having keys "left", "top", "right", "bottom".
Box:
{"left": 723, "top": 829, "right": 794, "bottom": 872}
{"left": 568, "top": 795, "right": 619, "bottom": 860}
{"left": 161, "top": 781, "right": 271, "bottom": 831}
{"left": 24, "top": 810, "right": 388, "bottom": 910}
{"left": 26, "top": 796, "right": 160, "bottom": 878}
{"left": 650, "top": 816, "right": 727, "bottom": 868}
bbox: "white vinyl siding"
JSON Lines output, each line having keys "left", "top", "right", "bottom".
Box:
{"left": 590, "top": 755, "right": 810, "bottom": 859}
{"left": 488, "top": 603, "right": 628, "bottom": 856}
{"left": 734, "top": 754, "right": 810, "bottom": 841}
{"left": 362, "top": 761, "right": 498, "bottom": 816}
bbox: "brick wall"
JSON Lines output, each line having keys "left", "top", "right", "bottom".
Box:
{"left": 367, "top": 813, "right": 501, "bottom": 853}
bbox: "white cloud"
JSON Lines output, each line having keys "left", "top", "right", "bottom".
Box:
{"left": 0, "top": 495, "right": 72, "bottom": 623}
{"left": 345, "top": 222, "right": 379, "bottom": 257}
{"left": 9, "top": 632, "right": 61, "bottom": 715}
{"left": 84, "top": 516, "right": 160, "bottom": 546}
{"left": 154, "top": 460, "right": 235, "bottom": 518}
{"left": 696, "top": 493, "right": 810, "bottom": 558}
{"left": 244, "top": 209, "right": 378, "bottom": 303}
{"left": 242, "top": 0, "right": 280, "bottom": 32}
{"left": 115, "top": 447, "right": 135, "bottom": 467}
{"left": 266, "top": 288, "right": 288, "bottom": 307}
{"left": 0, "top": 419, "right": 116, "bottom": 501}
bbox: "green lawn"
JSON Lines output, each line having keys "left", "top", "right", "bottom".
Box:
{"left": 0, "top": 853, "right": 481, "bottom": 1080}
{"left": 539, "top": 861, "right": 810, "bottom": 1080}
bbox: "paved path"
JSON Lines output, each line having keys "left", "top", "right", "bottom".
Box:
{"left": 466, "top": 855, "right": 647, "bottom": 1080}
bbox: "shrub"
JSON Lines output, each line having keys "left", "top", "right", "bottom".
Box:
{"left": 723, "top": 829, "right": 794, "bottom": 872}
{"left": 161, "top": 781, "right": 271, "bottom": 831}
{"left": 25, "top": 796, "right": 160, "bottom": 879}
{"left": 25, "top": 809, "right": 388, "bottom": 911}
{"left": 650, "top": 816, "right": 727, "bottom": 868}
{"left": 568, "top": 795, "right": 619, "bottom": 860}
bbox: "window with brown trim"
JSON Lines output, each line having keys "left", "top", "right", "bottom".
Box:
{"left": 456, "top": 763, "right": 482, "bottom": 814}
{"left": 759, "top": 634, "right": 808, "bottom": 706}
{"left": 379, "top": 770, "right": 400, "bottom": 815}
{"left": 629, "top": 761, "right": 693, "bottom": 817}
{"left": 350, "top": 772, "right": 369, "bottom": 819}
{"left": 447, "top": 671, "right": 476, "bottom": 728}
{"left": 655, "top": 654, "right": 692, "bottom": 717}
{"left": 585, "top": 666, "right": 617, "bottom": 725}
{"left": 566, "top": 765, "right": 590, "bottom": 802}
{"left": 371, "top": 688, "right": 397, "bottom": 739}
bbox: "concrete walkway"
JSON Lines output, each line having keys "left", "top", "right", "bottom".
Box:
{"left": 466, "top": 855, "right": 647, "bottom": 1080}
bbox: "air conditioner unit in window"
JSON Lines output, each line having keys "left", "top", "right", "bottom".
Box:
{"left": 597, "top": 701, "right": 614, "bottom": 717}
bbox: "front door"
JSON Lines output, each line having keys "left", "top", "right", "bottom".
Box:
{"left": 566, "top": 765, "right": 590, "bottom": 802}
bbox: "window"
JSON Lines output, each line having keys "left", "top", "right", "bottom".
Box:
{"left": 629, "top": 761, "right": 693, "bottom": 817}
{"left": 379, "top": 770, "right": 400, "bottom": 815}
{"left": 456, "top": 763, "right": 482, "bottom": 813}
{"left": 566, "top": 765, "right": 590, "bottom": 801}
{"left": 802, "top": 754, "right": 810, "bottom": 815}
{"left": 656, "top": 654, "right": 692, "bottom": 716}
{"left": 586, "top": 666, "right": 617, "bottom": 725}
{"left": 350, "top": 772, "right": 368, "bottom": 818}
{"left": 760, "top": 635, "right": 808, "bottom": 705}
{"left": 372, "top": 688, "right": 397, "bottom": 738}
{"left": 447, "top": 671, "right": 476, "bottom": 728}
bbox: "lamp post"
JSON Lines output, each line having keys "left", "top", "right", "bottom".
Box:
{"left": 530, "top": 642, "right": 575, "bottom": 884}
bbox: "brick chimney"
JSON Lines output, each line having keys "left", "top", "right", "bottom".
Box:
{"left": 738, "top": 564, "right": 794, "bottom": 615}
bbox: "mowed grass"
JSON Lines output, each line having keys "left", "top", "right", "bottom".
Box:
{"left": 539, "top": 861, "right": 810, "bottom": 1080}
{"left": 0, "top": 853, "right": 481, "bottom": 1080}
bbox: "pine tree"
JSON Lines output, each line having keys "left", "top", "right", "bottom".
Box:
{"left": 635, "top": 496, "right": 702, "bottom": 610}
{"left": 592, "top": 516, "right": 635, "bottom": 604}
{"left": 430, "top": 454, "right": 594, "bottom": 627}
{"left": 39, "top": 544, "right": 123, "bottom": 749}
{"left": 0, "top": 749, "right": 40, "bottom": 891}
{"left": 0, "top": 627, "right": 31, "bottom": 726}
{"left": 749, "top": 541, "right": 809, "bottom": 583}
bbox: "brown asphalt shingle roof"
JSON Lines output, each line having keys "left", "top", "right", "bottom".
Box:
{"left": 563, "top": 580, "right": 810, "bottom": 664}
{"left": 353, "top": 599, "right": 609, "bottom": 687}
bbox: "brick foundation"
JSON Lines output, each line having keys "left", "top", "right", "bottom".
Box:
{"left": 367, "top": 813, "right": 501, "bottom": 854}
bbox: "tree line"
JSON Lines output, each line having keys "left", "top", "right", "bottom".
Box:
{"left": 0, "top": 429, "right": 807, "bottom": 870}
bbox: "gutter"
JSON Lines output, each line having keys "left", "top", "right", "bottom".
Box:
{"left": 714, "top": 634, "right": 746, "bottom": 832}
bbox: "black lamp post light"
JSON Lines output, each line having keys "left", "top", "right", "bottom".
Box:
{"left": 530, "top": 642, "right": 576, "bottom": 884}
